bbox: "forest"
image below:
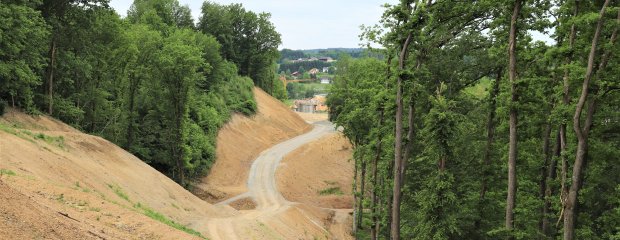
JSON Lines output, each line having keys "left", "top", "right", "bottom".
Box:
{"left": 327, "top": 0, "right": 619, "bottom": 239}
{"left": 0, "top": 0, "right": 285, "bottom": 187}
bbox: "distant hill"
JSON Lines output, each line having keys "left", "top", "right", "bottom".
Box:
{"left": 279, "top": 48, "right": 382, "bottom": 63}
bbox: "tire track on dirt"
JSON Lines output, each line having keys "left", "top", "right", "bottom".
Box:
{"left": 201, "top": 121, "right": 335, "bottom": 240}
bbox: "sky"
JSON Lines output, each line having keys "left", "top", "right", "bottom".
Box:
{"left": 109, "top": 0, "right": 554, "bottom": 50}
{"left": 109, "top": 0, "right": 398, "bottom": 50}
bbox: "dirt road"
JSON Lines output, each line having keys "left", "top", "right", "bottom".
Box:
{"left": 196, "top": 121, "right": 337, "bottom": 239}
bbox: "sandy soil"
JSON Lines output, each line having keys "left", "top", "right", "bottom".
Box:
{"left": 195, "top": 88, "right": 311, "bottom": 202}
{"left": 276, "top": 133, "right": 354, "bottom": 209}
{"left": 0, "top": 109, "right": 226, "bottom": 239}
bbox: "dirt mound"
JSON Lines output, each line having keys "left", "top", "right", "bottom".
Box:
{"left": 276, "top": 133, "right": 354, "bottom": 209}
{"left": 195, "top": 87, "right": 311, "bottom": 202}
{"left": 0, "top": 108, "right": 228, "bottom": 239}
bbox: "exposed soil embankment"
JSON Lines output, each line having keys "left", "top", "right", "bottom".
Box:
{"left": 194, "top": 87, "right": 311, "bottom": 202}
{"left": 0, "top": 109, "right": 227, "bottom": 239}
{"left": 276, "top": 132, "right": 354, "bottom": 209}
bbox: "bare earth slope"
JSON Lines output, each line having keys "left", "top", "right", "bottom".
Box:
{"left": 276, "top": 132, "right": 354, "bottom": 209}
{"left": 195, "top": 87, "right": 312, "bottom": 202}
{"left": 0, "top": 109, "right": 228, "bottom": 239}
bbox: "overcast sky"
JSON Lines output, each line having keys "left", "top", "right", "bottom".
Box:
{"left": 109, "top": 0, "right": 399, "bottom": 50}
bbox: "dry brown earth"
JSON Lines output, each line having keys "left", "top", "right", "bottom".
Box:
{"left": 276, "top": 132, "right": 354, "bottom": 209}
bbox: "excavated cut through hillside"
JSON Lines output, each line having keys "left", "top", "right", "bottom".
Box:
{"left": 194, "top": 87, "right": 312, "bottom": 203}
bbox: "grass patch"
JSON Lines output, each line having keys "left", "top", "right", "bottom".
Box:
{"left": 101, "top": 183, "right": 205, "bottom": 238}
{"left": 107, "top": 183, "right": 130, "bottom": 202}
{"left": 34, "top": 133, "right": 65, "bottom": 149}
{"left": 134, "top": 202, "right": 206, "bottom": 239}
{"left": 463, "top": 77, "right": 491, "bottom": 100}
{"left": 73, "top": 181, "right": 91, "bottom": 193}
{"left": 318, "top": 186, "right": 344, "bottom": 196}
{"left": 56, "top": 193, "right": 66, "bottom": 203}
{"left": 0, "top": 169, "right": 16, "bottom": 176}
{"left": 0, "top": 123, "right": 18, "bottom": 135}
{"left": 0, "top": 123, "right": 65, "bottom": 149}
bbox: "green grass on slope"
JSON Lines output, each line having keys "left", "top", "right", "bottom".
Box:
{"left": 134, "top": 202, "right": 206, "bottom": 239}
{"left": 106, "top": 183, "right": 207, "bottom": 239}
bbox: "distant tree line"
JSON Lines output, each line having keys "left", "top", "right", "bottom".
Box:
{"left": 0, "top": 0, "right": 284, "bottom": 187}
{"left": 279, "top": 48, "right": 384, "bottom": 63}
{"left": 279, "top": 61, "right": 332, "bottom": 74}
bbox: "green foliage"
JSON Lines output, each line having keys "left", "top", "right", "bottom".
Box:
{"left": 0, "top": 99, "right": 5, "bottom": 116}
{"left": 198, "top": 1, "right": 281, "bottom": 95}
{"left": 286, "top": 82, "right": 328, "bottom": 100}
{"left": 335, "top": 1, "right": 619, "bottom": 239}
{"left": 0, "top": 0, "right": 262, "bottom": 187}
{"left": 133, "top": 202, "right": 206, "bottom": 239}
{"left": 0, "top": 169, "right": 16, "bottom": 176}
{"left": 318, "top": 187, "right": 344, "bottom": 196}
{"left": 0, "top": 1, "right": 50, "bottom": 112}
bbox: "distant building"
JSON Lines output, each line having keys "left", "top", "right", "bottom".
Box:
{"left": 293, "top": 94, "right": 329, "bottom": 113}
{"left": 322, "top": 67, "right": 329, "bottom": 73}
{"left": 308, "top": 68, "right": 319, "bottom": 75}
{"left": 294, "top": 99, "right": 319, "bottom": 113}
{"left": 318, "top": 57, "right": 335, "bottom": 62}
{"left": 320, "top": 77, "right": 331, "bottom": 84}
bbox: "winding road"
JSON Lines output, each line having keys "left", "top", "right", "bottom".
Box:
{"left": 197, "top": 121, "right": 336, "bottom": 240}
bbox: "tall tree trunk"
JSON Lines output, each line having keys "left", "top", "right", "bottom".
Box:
{"left": 47, "top": 40, "right": 57, "bottom": 115}
{"left": 543, "top": 131, "right": 560, "bottom": 236}
{"left": 371, "top": 108, "right": 384, "bottom": 240}
{"left": 476, "top": 68, "right": 502, "bottom": 233}
{"left": 480, "top": 68, "right": 502, "bottom": 200}
{"left": 372, "top": 54, "right": 391, "bottom": 240}
{"left": 358, "top": 158, "right": 367, "bottom": 230}
{"left": 564, "top": 2, "right": 614, "bottom": 239}
{"left": 539, "top": 123, "right": 552, "bottom": 233}
{"left": 506, "top": 0, "right": 522, "bottom": 237}
{"left": 558, "top": 1, "right": 578, "bottom": 224}
{"left": 400, "top": 99, "right": 415, "bottom": 193}
{"left": 391, "top": 31, "right": 412, "bottom": 240}
{"left": 353, "top": 147, "right": 359, "bottom": 234}
{"left": 399, "top": 59, "right": 420, "bottom": 193}
{"left": 125, "top": 76, "right": 138, "bottom": 150}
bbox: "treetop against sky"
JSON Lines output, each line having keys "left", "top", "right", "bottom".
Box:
{"left": 111, "top": 0, "right": 398, "bottom": 49}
